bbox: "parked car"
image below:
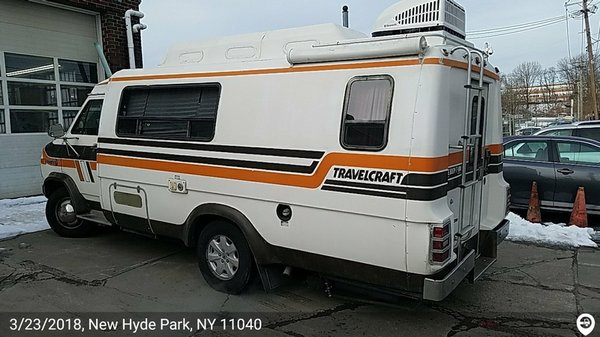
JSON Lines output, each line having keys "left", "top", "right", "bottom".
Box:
{"left": 515, "top": 127, "right": 542, "bottom": 135}
{"left": 534, "top": 120, "right": 600, "bottom": 141}
{"left": 503, "top": 135, "right": 600, "bottom": 215}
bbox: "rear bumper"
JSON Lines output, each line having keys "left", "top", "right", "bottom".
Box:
{"left": 422, "top": 249, "right": 475, "bottom": 301}
{"left": 422, "top": 219, "right": 510, "bottom": 301}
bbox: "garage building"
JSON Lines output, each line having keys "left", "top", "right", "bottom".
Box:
{"left": 0, "top": 0, "right": 143, "bottom": 198}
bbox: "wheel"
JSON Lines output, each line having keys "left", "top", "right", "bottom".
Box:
{"left": 45, "top": 188, "right": 96, "bottom": 238}
{"left": 197, "top": 220, "right": 253, "bottom": 294}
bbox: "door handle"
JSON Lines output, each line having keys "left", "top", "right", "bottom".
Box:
{"left": 557, "top": 168, "right": 574, "bottom": 175}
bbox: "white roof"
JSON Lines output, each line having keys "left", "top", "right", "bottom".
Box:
{"left": 159, "top": 24, "right": 367, "bottom": 67}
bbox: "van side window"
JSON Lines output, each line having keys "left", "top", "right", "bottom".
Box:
{"left": 71, "top": 99, "right": 103, "bottom": 135}
{"left": 117, "top": 85, "right": 220, "bottom": 141}
{"left": 340, "top": 76, "right": 393, "bottom": 151}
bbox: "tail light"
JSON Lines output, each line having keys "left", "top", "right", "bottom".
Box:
{"left": 430, "top": 220, "right": 451, "bottom": 264}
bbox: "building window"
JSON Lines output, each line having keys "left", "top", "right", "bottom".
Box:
{"left": 8, "top": 82, "right": 57, "bottom": 106}
{"left": 58, "top": 59, "right": 98, "bottom": 83}
{"left": 63, "top": 110, "right": 78, "bottom": 129}
{"left": 117, "top": 85, "right": 220, "bottom": 141}
{"left": 5, "top": 53, "right": 55, "bottom": 81}
{"left": 340, "top": 75, "right": 394, "bottom": 151}
{"left": 9, "top": 110, "right": 58, "bottom": 133}
{"left": 61, "top": 85, "right": 93, "bottom": 107}
{"left": 0, "top": 52, "right": 98, "bottom": 134}
{"left": 0, "top": 110, "right": 5, "bottom": 134}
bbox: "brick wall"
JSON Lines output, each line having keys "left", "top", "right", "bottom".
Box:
{"left": 47, "top": 0, "right": 143, "bottom": 72}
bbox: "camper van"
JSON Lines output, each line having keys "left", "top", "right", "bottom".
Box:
{"left": 40, "top": 0, "right": 509, "bottom": 301}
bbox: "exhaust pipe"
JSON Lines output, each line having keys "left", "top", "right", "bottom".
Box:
{"left": 342, "top": 5, "right": 349, "bottom": 28}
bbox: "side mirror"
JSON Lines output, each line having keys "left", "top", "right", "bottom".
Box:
{"left": 48, "top": 124, "right": 65, "bottom": 138}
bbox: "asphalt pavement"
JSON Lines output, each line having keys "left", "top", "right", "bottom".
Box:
{"left": 0, "top": 229, "right": 598, "bottom": 337}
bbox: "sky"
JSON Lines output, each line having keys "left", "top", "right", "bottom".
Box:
{"left": 138, "top": 0, "right": 600, "bottom": 74}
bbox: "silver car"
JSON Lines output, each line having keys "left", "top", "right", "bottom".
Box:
{"left": 534, "top": 120, "right": 600, "bottom": 141}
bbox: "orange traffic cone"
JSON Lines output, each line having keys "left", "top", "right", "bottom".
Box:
{"left": 526, "top": 181, "right": 542, "bottom": 223}
{"left": 569, "top": 187, "right": 588, "bottom": 228}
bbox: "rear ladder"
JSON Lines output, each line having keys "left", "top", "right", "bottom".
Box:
{"left": 450, "top": 46, "right": 488, "bottom": 260}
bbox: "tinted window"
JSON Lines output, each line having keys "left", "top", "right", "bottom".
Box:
{"left": 576, "top": 128, "right": 600, "bottom": 141}
{"left": 71, "top": 100, "right": 103, "bottom": 135}
{"left": 557, "top": 142, "right": 600, "bottom": 165}
{"left": 504, "top": 141, "right": 549, "bottom": 161}
{"left": 117, "top": 85, "right": 220, "bottom": 141}
{"left": 470, "top": 96, "right": 485, "bottom": 136}
{"left": 341, "top": 76, "right": 393, "bottom": 151}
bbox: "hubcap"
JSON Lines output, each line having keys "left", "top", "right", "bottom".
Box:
{"left": 206, "top": 234, "right": 239, "bottom": 280}
{"left": 56, "top": 199, "right": 79, "bottom": 228}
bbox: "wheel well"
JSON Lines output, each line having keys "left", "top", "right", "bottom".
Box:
{"left": 188, "top": 214, "right": 228, "bottom": 248}
{"left": 183, "top": 204, "right": 275, "bottom": 265}
{"left": 43, "top": 179, "right": 66, "bottom": 198}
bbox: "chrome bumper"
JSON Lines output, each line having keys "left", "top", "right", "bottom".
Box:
{"left": 422, "top": 219, "right": 510, "bottom": 301}
{"left": 422, "top": 249, "right": 475, "bottom": 301}
{"left": 495, "top": 219, "right": 510, "bottom": 244}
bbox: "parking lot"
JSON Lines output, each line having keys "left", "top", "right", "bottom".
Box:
{"left": 0, "top": 229, "right": 598, "bottom": 337}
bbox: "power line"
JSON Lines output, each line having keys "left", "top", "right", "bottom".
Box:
{"left": 467, "top": 15, "right": 564, "bottom": 35}
{"left": 468, "top": 18, "right": 567, "bottom": 40}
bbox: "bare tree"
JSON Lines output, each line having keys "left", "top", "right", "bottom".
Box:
{"left": 540, "top": 67, "right": 557, "bottom": 106}
{"left": 511, "top": 61, "right": 543, "bottom": 115}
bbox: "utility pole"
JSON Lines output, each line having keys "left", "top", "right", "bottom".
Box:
{"left": 583, "top": 0, "right": 599, "bottom": 119}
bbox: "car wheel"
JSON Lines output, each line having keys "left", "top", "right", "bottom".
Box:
{"left": 45, "top": 188, "right": 96, "bottom": 237}
{"left": 197, "top": 220, "right": 253, "bottom": 294}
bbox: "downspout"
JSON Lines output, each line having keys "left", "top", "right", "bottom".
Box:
{"left": 94, "top": 42, "right": 113, "bottom": 77}
{"left": 125, "top": 9, "right": 145, "bottom": 69}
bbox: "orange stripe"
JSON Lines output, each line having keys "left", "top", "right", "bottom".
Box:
{"left": 486, "top": 144, "right": 503, "bottom": 155}
{"left": 98, "top": 151, "right": 469, "bottom": 189}
{"left": 41, "top": 148, "right": 97, "bottom": 170}
{"left": 441, "top": 59, "right": 500, "bottom": 80}
{"left": 74, "top": 162, "right": 85, "bottom": 181}
{"left": 112, "top": 58, "right": 437, "bottom": 82}
{"left": 110, "top": 58, "right": 499, "bottom": 83}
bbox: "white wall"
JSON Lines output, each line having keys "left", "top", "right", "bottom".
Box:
{"left": 0, "top": 134, "right": 50, "bottom": 198}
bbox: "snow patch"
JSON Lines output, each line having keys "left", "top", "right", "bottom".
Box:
{"left": 0, "top": 196, "right": 49, "bottom": 241}
{"left": 506, "top": 212, "right": 597, "bottom": 248}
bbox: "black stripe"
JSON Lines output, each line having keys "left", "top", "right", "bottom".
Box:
{"left": 86, "top": 162, "right": 95, "bottom": 183}
{"left": 401, "top": 171, "right": 448, "bottom": 187}
{"left": 45, "top": 143, "right": 97, "bottom": 161}
{"left": 372, "top": 25, "right": 465, "bottom": 39}
{"left": 321, "top": 185, "right": 406, "bottom": 199}
{"left": 489, "top": 155, "right": 502, "bottom": 165}
{"left": 324, "top": 179, "right": 407, "bottom": 192}
{"left": 322, "top": 183, "right": 448, "bottom": 201}
{"left": 98, "top": 137, "right": 324, "bottom": 160}
{"left": 405, "top": 186, "right": 448, "bottom": 201}
{"left": 98, "top": 148, "right": 319, "bottom": 174}
{"left": 447, "top": 176, "right": 462, "bottom": 190}
{"left": 487, "top": 164, "right": 503, "bottom": 174}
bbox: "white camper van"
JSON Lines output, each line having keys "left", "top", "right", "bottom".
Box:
{"left": 40, "top": 0, "right": 509, "bottom": 301}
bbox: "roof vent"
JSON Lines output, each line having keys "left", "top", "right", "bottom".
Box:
{"left": 372, "top": 0, "right": 465, "bottom": 39}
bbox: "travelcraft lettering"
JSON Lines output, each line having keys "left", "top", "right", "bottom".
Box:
{"left": 332, "top": 168, "right": 403, "bottom": 184}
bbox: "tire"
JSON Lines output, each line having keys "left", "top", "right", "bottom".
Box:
{"left": 45, "top": 188, "right": 96, "bottom": 238}
{"left": 197, "top": 220, "right": 253, "bottom": 294}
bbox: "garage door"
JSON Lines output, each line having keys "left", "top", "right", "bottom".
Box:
{"left": 0, "top": 0, "right": 100, "bottom": 198}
